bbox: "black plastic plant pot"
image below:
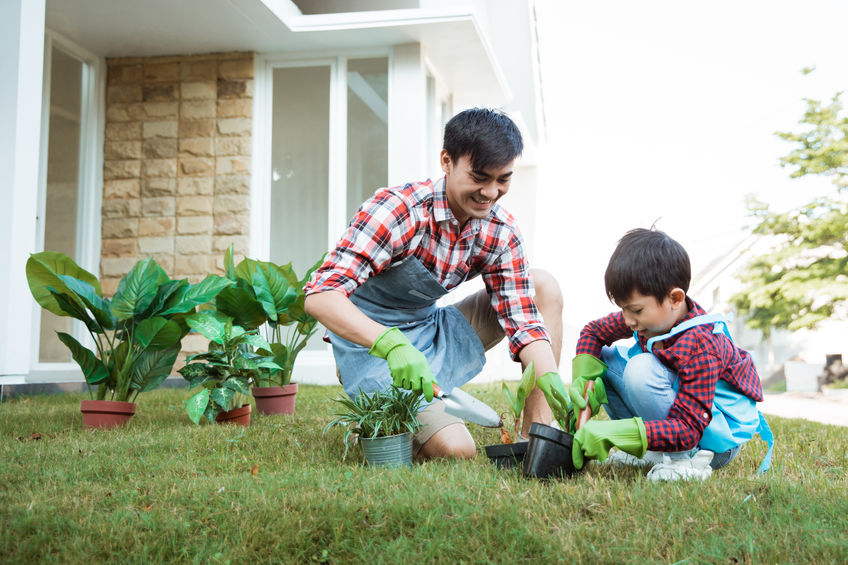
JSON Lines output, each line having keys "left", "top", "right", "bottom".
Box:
{"left": 522, "top": 422, "right": 579, "bottom": 479}
{"left": 484, "top": 441, "right": 528, "bottom": 470}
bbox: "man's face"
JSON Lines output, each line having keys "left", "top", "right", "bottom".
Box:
{"left": 615, "top": 290, "right": 684, "bottom": 340}
{"left": 441, "top": 151, "right": 514, "bottom": 225}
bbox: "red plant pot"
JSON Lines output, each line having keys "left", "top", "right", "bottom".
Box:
{"left": 252, "top": 383, "right": 298, "bottom": 415}
{"left": 80, "top": 400, "right": 136, "bottom": 429}
{"left": 215, "top": 403, "right": 251, "bottom": 427}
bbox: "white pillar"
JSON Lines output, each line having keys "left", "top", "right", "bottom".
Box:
{"left": 388, "top": 43, "right": 428, "bottom": 186}
{"left": 0, "top": 0, "right": 46, "bottom": 378}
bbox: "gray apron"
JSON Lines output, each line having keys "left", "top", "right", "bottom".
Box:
{"left": 329, "top": 257, "right": 486, "bottom": 399}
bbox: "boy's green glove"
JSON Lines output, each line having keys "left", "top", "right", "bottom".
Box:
{"left": 572, "top": 417, "right": 647, "bottom": 470}
{"left": 369, "top": 327, "right": 437, "bottom": 401}
{"left": 569, "top": 354, "right": 608, "bottom": 416}
{"left": 536, "top": 371, "right": 571, "bottom": 426}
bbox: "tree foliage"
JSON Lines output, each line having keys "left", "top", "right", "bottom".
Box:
{"left": 731, "top": 84, "right": 848, "bottom": 335}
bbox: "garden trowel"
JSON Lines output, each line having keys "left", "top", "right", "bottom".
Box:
{"left": 432, "top": 384, "right": 503, "bottom": 428}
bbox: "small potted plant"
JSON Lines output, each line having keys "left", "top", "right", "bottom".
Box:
{"left": 213, "top": 246, "right": 324, "bottom": 415}
{"left": 179, "top": 311, "right": 282, "bottom": 426}
{"left": 484, "top": 361, "right": 537, "bottom": 469}
{"left": 324, "top": 386, "right": 424, "bottom": 469}
{"left": 25, "top": 251, "right": 232, "bottom": 428}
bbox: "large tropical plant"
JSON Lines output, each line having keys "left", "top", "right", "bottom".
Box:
{"left": 213, "top": 246, "right": 325, "bottom": 387}
{"left": 26, "top": 252, "right": 233, "bottom": 402}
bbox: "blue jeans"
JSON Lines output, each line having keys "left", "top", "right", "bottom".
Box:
{"left": 600, "top": 345, "right": 740, "bottom": 470}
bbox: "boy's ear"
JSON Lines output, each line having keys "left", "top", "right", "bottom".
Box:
{"left": 440, "top": 149, "right": 452, "bottom": 174}
{"left": 668, "top": 288, "right": 686, "bottom": 308}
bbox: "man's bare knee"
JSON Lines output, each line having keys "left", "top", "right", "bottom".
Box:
{"left": 417, "top": 423, "right": 476, "bottom": 460}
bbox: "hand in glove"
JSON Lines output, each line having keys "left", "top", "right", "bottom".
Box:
{"left": 569, "top": 354, "right": 608, "bottom": 417}
{"left": 572, "top": 417, "right": 647, "bottom": 470}
{"left": 369, "top": 327, "right": 437, "bottom": 401}
{"left": 536, "top": 371, "right": 571, "bottom": 428}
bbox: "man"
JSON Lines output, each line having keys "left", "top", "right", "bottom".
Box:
{"left": 304, "top": 108, "right": 567, "bottom": 460}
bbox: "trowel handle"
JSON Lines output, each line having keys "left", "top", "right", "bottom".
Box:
{"left": 576, "top": 380, "right": 594, "bottom": 430}
{"left": 432, "top": 384, "right": 444, "bottom": 399}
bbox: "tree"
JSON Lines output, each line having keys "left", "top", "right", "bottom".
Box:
{"left": 731, "top": 81, "right": 848, "bottom": 335}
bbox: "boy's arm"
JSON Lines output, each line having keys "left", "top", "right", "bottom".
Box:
{"left": 575, "top": 311, "right": 632, "bottom": 357}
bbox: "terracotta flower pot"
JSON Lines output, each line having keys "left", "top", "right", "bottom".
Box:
{"left": 215, "top": 403, "right": 251, "bottom": 427}
{"left": 252, "top": 383, "right": 298, "bottom": 415}
{"left": 80, "top": 400, "right": 136, "bottom": 429}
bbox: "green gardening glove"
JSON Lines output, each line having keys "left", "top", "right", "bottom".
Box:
{"left": 369, "top": 327, "right": 437, "bottom": 401}
{"left": 569, "top": 354, "right": 608, "bottom": 417}
{"left": 572, "top": 417, "right": 647, "bottom": 470}
{"left": 536, "top": 371, "right": 571, "bottom": 428}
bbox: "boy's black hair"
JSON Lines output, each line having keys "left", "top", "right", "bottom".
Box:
{"left": 443, "top": 108, "right": 523, "bottom": 171}
{"left": 604, "top": 228, "right": 691, "bottom": 303}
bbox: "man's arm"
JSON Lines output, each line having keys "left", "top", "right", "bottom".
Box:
{"left": 304, "top": 290, "right": 385, "bottom": 348}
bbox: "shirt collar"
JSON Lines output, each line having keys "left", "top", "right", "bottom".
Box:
{"left": 433, "top": 176, "right": 484, "bottom": 235}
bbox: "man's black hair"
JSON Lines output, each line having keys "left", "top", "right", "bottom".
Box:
{"left": 443, "top": 108, "right": 523, "bottom": 171}
{"left": 604, "top": 228, "right": 691, "bottom": 303}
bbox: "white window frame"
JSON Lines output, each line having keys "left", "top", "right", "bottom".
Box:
{"left": 28, "top": 30, "right": 105, "bottom": 383}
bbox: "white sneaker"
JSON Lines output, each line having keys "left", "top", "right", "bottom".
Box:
{"left": 606, "top": 449, "right": 665, "bottom": 468}
{"left": 646, "top": 450, "right": 714, "bottom": 482}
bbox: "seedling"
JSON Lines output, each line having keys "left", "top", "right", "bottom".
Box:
{"left": 500, "top": 361, "right": 537, "bottom": 443}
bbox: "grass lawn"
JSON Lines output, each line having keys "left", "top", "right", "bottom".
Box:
{"left": 1, "top": 384, "right": 846, "bottom": 564}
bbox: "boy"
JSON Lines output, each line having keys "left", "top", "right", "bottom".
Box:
{"left": 568, "top": 228, "right": 773, "bottom": 480}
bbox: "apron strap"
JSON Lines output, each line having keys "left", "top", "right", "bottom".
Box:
{"left": 645, "top": 312, "right": 730, "bottom": 352}
{"left": 755, "top": 411, "right": 774, "bottom": 475}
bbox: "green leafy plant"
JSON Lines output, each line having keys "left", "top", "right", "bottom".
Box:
{"left": 213, "top": 246, "right": 325, "bottom": 388}
{"left": 26, "top": 251, "right": 233, "bottom": 402}
{"left": 500, "top": 361, "right": 537, "bottom": 443}
{"left": 179, "top": 312, "right": 282, "bottom": 424}
{"left": 323, "top": 386, "right": 424, "bottom": 458}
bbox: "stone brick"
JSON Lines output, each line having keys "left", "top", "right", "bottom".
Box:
{"left": 177, "top": 216, "right": 213, "bottom": 235}
{"left": 142, "top": 196, "right": 176, "bottom": 217}
{"left": 107, "top": 84, "right": 142, "bottom": 103}
{"left": 177, "top": 177, "right": 214, "bottom": 195}
{"left": 180, "top": 138, "right": 215, "bottom": 158}
{"left": 101, "top": 277, "right": 122, "bottom": 297}
{"left": 101, "top": 238, "right": 138, "bottom": 257}
{"left": 101, "top": 257, "right": 139, "bottom": 278}
{"left": 176, "top": 234, "right": 212, "bottom": 255}
{"left": 180, "top": 333, "right": 210, "bottom": 354}
{"left": 217, "top": 78, "right": 252, "bottom": 99}
{"left": 103, "top": 160, "right": 141, "bottom": 180}
{"left": 105, "top": 122, "right": 141, "bottom": 141}
{"left": 181, "top": 81, "right": 216, "bottom": 100}
{"left": 103, "top": 179, "right": 141, "bottom": 199}
{"left": 142, "top": 121, "right": 178, "bottom": 139}
{"left": 177, "top": 196, "right": 213, "bottom": 216}
{"left": 214, "top": 213, "right": 248, "bottom": 235}
{"left": 214, "top": 174, "right": 250, "bottom": 194}
{"left": 143, "top": 138, "right": 178, "bottom": 159}
{"left": 138, "top": 217, "right": 175, "bottom": 237}
{"left": 108, "top": 64, "right": 143, "bottom": 85}
{"left": 181, "top": 60, "right": 217, "bottom": 82}
{"left": 138, "top": 236, "right": 175, "bottom": 254}
{"left": 173, "top": 254, "right": 217, "bottom": 276}
{"left": 102, "top": 198, "right": 140, "bottom": 218}
{"left": 218, "top": 58, "right": 254, "bottom": 79}
{"left": 104, "top": 140, "right": 142, "bottom": 160}
{"left": 181, "top": 100, "right": 216, "bottom": 119}
{"left": 179, "top": 157, "right": 215, "bottom": 177}
{"left": 142, "top": 159, "right": 177, "bottom": 178}
{"left": 179, "top": 119, "right": 215, "bottom": 138}
{"left": 143, "top": 83, "right": 179, "bottom": 102}
{"left": 102, "top": 218, "right": 138, "bottom": 239}
{"left": 150, "top": 254, "right": 175, "bottom": 273}
{"left": 217, "top": 118, "right": 251, "bottom": 137}
{"left": 214, "top": 194, "right": 249, "bottom": 214}
{"left": 216, "top": 98, "right": 252, "bottom": 119}
{"left": 141, "top": 177, "right": 177, "bottom": 197}
{"left": 215, "top": 156, "right": 250, "bottom": 175}
{"left": 143, "top": 102, "right": 179, "bottom": 119}
{"left": 213, "top": 235, "right": 248, "bottom": 254}
{"left": 106, "top": 103, "right": 144, "bottom": 123}
{"left": 144, "top": 62, "right": 180, "bottom": 83}
{"left": 215, "top": 137, "right": 251, "bottom": 157}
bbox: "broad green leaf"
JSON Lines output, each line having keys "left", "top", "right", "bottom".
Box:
{"left": 250, "top": 265, "right": 278, "bottom": 321}
{"left": 502, "top": 382, "right": 519, "bottom": 417}
{"left": 234, "top": 257, "right": 261, "bottom": 284}
{"left": 131, "top": 346, "right": 180, "bottom": 393}
{"left": 516, "top": 360, "right": 536, "bottom": 410}
{"left": 158, "top": 275, "right": 234, "bottom": 316}
{"left": 243, "top": 333, "right": 271, "bottom": 350}
{"left": 56, "top": 332, "right": 110, "bottom": 385}
{"left": 299, "top": 253, "right": 327, "bottom": 286}
{"left": 275, "top": 261, "right": 298, "bottom": 286}
{"left": 215, "top": 287, "right": 267, "bottom": 329}
{"left": 49, "top": 290, "right": 99, "bottom": 333}
{"left": 223, "top": 377, "right": 250, "bottom": 396}
{"left": 134, "top": 317, "right": 181, "bottom": 350}
{"left": 224, "top": 244, "right": 236, "bottom": 281}
{"left": 144, "top": 280, "right": 188, "bottom": 318}
{"left": 186, "top": 388, "right": 210, "bottom": 425}
{"left": 186, "top": 311, "right": 230, "bottom": 343}
{"left": 263, "top": 262, "right": 298, "bottom": 315}
{"left": 111, "top": 258, "right": 169, "bottom": 321}
{"left": 58, "top": 275, "right": 116, "bottom": 330}
{"left": 269, "top": 343, "right": 289, "bottom": 366}
{"left": 255, "top": 359, "right": 282, "bottom": 370}
{"left": 204, "top": 403, "right": 218, "bottom": 423}
{"left": 26, "top": 252, "right": 102, "bottom": 317}
{"left": 211, "top": 387, "right": 235, "bottom": 410}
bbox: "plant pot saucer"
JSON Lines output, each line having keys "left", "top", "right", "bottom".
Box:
{"left": 485, "top": 441, "right": 528, "bottom": 469}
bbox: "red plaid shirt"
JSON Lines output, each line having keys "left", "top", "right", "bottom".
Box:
{"left": 576, "top": 298, "right": 763, "bottom": 451}
{"left": 304, "top": 177, "right": 550, "bottom": 358}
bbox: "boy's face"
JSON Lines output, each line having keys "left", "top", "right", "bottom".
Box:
{"left": 441, "top": 151, "right": 513, "bottom": 225}
{"left": 615, "top": 289, "right": 687, "bottom": 340}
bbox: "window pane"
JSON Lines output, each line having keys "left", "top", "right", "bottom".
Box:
{"left": 39, "top": 46, "right": 83, "bottom": 363}
{"left": 346, "top": 58, "right": 388, "bottom": 218}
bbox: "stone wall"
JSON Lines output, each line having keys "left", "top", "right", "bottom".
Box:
{"left": 101, "top": 52, "right": 253, "bottom": 296}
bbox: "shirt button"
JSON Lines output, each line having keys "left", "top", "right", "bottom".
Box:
{"left": 702, "top": 412, "right": 709, "bottom": 419}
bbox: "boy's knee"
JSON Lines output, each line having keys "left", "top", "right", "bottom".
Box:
{"left": 530, "top": 268, "right": 563, "bottom": 311}
{"left": 621, "top": 353, "right": 661, "bottom": 391}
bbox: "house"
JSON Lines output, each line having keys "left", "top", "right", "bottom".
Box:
{"left": 1, "top": 0, "right": 546, "bottom": 390}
